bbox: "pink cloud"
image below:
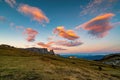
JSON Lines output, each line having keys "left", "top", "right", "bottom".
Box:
{"left": 18, "top": 4, "right": 49, "bottom": 24}
{"left": 50, "top": 47, "right": 67, "bottom": 50}
{"left": 53, "top": 26, "right": 79, "bottom": 40}
{"left": 5, "top": 0, "right": 16, "bottom": 8}
{"left": 54, "top": 40, "right": 83, "bottom": 47}
{"left": 37, "top": 41, "right": 66, "bottom": 50}
{"left": 76, "top": 13, "right": 115, "bottom": 38}
{"left": 37, "top": 41, "right": 54, "bottom": 48}
{"left": 37, "top": 39, "right": 82, "bottom": 51}
{"left": 24, "top": 28, "right": 38, "bottom": 42}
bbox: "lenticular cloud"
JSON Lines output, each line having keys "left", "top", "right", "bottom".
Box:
{"left": 54, "top": 26, "right": 79, "bottom": 40}
{"left": 76, "top": 13, "right": 115, "bottom": 38}
{"left": 18, "top": 4, "right": 49, "bottom": 24}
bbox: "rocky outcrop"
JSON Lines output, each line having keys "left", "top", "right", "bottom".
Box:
{"left": 26, "top": 47, "right": 55, "bottom": 55}
{"left": 100, "top": 53, "right": 120, "bottom": 66}
{"left": 49, "top": 50, "right": 55, "bottom": 54}
{"left": 103, "top": 60, "right": 120, "bottom": 66}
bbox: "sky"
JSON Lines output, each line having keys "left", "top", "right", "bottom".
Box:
{"left": 0, "top": 0, "right": 120, "bottom": 54}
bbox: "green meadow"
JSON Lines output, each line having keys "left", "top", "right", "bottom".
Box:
{"left": 0, "top": 46, "right": 120, "bottom": 80}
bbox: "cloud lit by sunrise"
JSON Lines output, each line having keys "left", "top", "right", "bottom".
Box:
{"left": 24, "top": 28, "right": 38, "bottom": 42}
{"left": 76, "top": 13, "right": 115, "bottom": 38}
{"left": 54, "top": 26, "right": 79, "bottom": 40}
{"left": 54, "top": 40, "right": 83, "bottom": 47}
{"left": 0, "top": 0, "right": 120, "bottom": 54}
{"left": 37, "top": 41, "right": 66, "bottom": 50}
{"left": 18, "top": 4, "right": 49, "bottom": 24}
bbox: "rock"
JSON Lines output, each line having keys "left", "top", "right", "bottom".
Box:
{"left": 26, "top": 47, "right": 55, "bottom": 55}
{"left": 49, "top": 50, "right": 55, "bottom": 55}
{"left": 100, "top": 53, "right": 120, "bottom": 66}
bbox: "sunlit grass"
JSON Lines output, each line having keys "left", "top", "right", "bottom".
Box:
{"left": 0, "top": 46, "right": 120, "bottom": 80}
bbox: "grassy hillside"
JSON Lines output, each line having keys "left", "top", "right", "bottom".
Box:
{"left": 101, "top": 53, "right": 120, "bottom": 61}
{"left": 99, "top": 53, "right": 120, "bottom": 66}
{"left": 0, "top": 45, "right": 120, "bottom": 80}
{"left": 0, "top": 44, "right": 42, "bottom": 56}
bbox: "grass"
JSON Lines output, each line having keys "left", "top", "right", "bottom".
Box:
{"left": 0, "top": 55, "right": 120, "bottom": 80}
{"left": 0, "top": 45, "right": 120, "bottom": 80}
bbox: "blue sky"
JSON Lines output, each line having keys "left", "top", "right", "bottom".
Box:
{"left": 0, "top": 0, "right": 120, "bottom": 54}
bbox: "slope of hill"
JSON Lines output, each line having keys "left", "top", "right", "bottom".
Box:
{"left": 100, "top": 53, "right": 120, "bottom": 66}
{"left": 0, "top": 44, "right": 120, "bottom": 80}
{"left": 0, "top": 44, "right": 54, "bottom": 56}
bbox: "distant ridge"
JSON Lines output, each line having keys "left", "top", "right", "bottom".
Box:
{"left": 99, "top": 53, "right": 120, "bottom": 66}
{"left": 0, "top": 44, "right": 55, "bottom": 56}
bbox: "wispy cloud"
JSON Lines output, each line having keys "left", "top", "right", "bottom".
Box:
{"left": 16, "top": 26, "right": 24, "bottom": 29}
{"left": 113, "top": 22, "right": 120, "bottom": 26}
{"left": 24, "top": 28, "right": 38, "bottom": 42}
{"left": 80, "top": 0, "right": 118, "bottom": 16}
{"left": 47, "top": 36, "right": 55, "bottom": 41}
{"left": 0, "top": 16, "right": 6, "bottom": 22}
{"left": 9, "top": 22, "right": 14, "bottom": 27}
{"left": 53, "top": 26, "right": 79, "bottom": 40}
{"left": 9, "top": 23, "right": 25, "bottom": 31}
{"left": 5, "top": 0, "right": 16, "bottom": 8}
{"left": 37, "top": 39, "right": 82, "bottom": 51}
{"left": 37, "top": 41, "right": 66, "bottom": 50}
{"left": 50, "top": 47, "right": 67, "bottom": 50}
{"left": 18, "top": 4, "right": 49, "bottom": 24}
{"left": 76, "top": 13, "right": 115, "bottom": 38}
{"left": 54, "top": 40, "right": 83, "bottom": 47}
{"left": 37, "top": 41, "right": 54, "bottom": 48}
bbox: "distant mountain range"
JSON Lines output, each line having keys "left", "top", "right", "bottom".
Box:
{"left": 99, "top": 53, "right": 120, "bottom": 66}
{"left": 60, "top": 54, "right": 105, "bottom": 60}
{"left": 60, "top": 53, "right": 120, "bottom": 66}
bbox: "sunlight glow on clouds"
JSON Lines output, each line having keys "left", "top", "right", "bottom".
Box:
{"left": 54, "top": 40, "right": 83, "bottom": 47}
{"left": 37, "top": 41, "right": 66, "bottom": 50}
{"left": 76, "top": 13, "right": 115, "bottom": 38}
{"left": 24, "top": 28, "right": 38, "bottom": 42}
{"left": 54, "top": 26, "right": 79, "bottom": 40}
{"left": 18, "top": 4, "right": 49, "bottom": 24}
{"left": 0, "top": 0, "right": 120, "bottom": 54}
{"left": 37, "top": 42, "right": 53, "bottom": 48}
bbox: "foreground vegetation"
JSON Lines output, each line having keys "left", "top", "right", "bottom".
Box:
{"left": 0, "top": 45, "right": 120, "bottom": 80}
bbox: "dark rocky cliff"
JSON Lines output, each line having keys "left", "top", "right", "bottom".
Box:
{"left": 26, "top": 47, "right": 55, "bottom": 54}
{"left": 0, "top": 44, "right": 55, "bottom": 55}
